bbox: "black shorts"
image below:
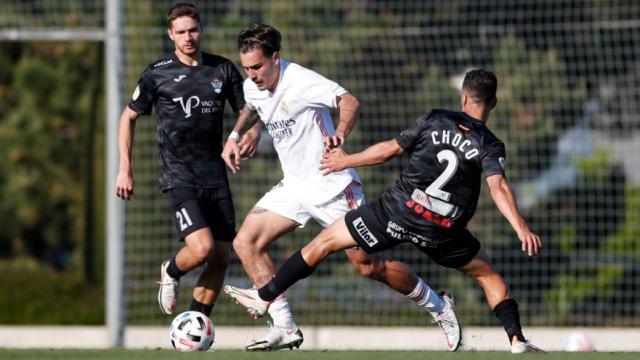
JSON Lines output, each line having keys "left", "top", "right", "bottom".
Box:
{"left": 344, "top": 198, "right": 480, "bottom": 268}
{"left": 166, "top": 187, "right": 236, "bottom": 242}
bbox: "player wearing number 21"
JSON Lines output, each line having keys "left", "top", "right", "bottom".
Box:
{"left": 116, "top": 3, "right": 256, "bottom": 319}
{"left": 225, "top": 69, "right": 544, "bottom": 354}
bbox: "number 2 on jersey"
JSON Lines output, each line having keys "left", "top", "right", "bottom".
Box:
{"left": 425, "top": 149, "right": 458, "bottom": 201}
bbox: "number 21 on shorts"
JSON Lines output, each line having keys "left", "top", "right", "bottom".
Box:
{"left": 176, "top": 208, "right": 193, "bottom": 231}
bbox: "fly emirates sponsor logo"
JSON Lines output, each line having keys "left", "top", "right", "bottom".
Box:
{"left": 430, "top": 129, "right": 479, "bottom": 159}
{"left": 265, "top": 119, "right": 296, "bottom": 143}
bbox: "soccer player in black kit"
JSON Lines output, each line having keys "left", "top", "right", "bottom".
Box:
{"left": 116, "top": 3, "right": 257, "bottom": 318}
{"left": 225, "top": 69, "right": 544, "bottom": 353}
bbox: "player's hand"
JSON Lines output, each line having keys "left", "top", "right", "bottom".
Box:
{"left": 239, "top": 128, "right": 260, "bottom": 160}
{"left": 320, "top": 147, "right": 348, "bottom": 175}
{"left": 222, "top": 139, "right": 242, "bottom": 174}
{"left": 322, "top": 133, "right": 345, "bottom": 154}
{"left": 116, "top": 171, "right": 134, "bottom": 200}
{"left": 517, "top": 227, "right": 542, "bottom": 256}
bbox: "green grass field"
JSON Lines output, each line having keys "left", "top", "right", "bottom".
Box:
{"left": 2, "top": 349, "right": 639, "bottom": 360}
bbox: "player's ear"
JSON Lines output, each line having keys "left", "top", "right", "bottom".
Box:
{"left": 272, "top": 51, "right": 280, "bottom": 64}
{"left": 167, "top": 28, "right": 174, "bottom": 41}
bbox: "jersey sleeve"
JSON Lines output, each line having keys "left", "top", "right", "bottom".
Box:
{"left": 299, "top": 68, "right": 348, "bottom": 108}
{"left": 481, "top": 141, "right": 507, "bottom": 178}
{"left": 128, "top": 67, "right": 156, "bottom": 115}
{"left": 242, "top": 80, "right": 257, "bottom": 111}
{"left": 224, "top": 61, "right": 246, "bottom": 112}
{"left": 395, "top": 113, "right": 430, "bottom": 152}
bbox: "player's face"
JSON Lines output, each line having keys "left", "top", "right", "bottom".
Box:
{"left": 240, "top": 48, "right": 280, "bottom": 91}
{"left": 168, "top": 16, "right": 201, "bottom": 57}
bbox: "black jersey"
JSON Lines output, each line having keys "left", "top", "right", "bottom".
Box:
{"left": 128, "top": 51, "right": 245, "bottom": 191}
{"left": 381, "top": 109, "right": 506, "bottom": 231}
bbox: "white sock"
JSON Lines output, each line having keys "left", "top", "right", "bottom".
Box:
{"left": 267, "top": 293, "right": 297, "bottom": 329}
{"left": 406, "top": 278, "right": 445, "bottom": 315}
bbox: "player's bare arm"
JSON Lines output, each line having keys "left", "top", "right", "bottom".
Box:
{"left": 237, "top": 117, "right": 262, "bottom": 159}
{"left": 320, "top": 139, "right": 404, "bottom": 175}
{"left": 221, "top": 105, "right": 260, "bottom": 173}
{"left": 116, "top": 106, "right": 140, "bottom": 200}
{"left": 324, "top": 92, "right": 360, "bottom": 151}
{"left": 486, "top": 174, "right": 542, "bottom": 256}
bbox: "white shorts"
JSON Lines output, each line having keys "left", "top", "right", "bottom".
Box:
{"left": 255, "top": 181, "right": 365, "bottom": 228}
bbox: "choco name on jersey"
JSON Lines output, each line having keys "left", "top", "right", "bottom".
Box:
{"left": 381, "top": 109, "right": 506, "bottom": 236}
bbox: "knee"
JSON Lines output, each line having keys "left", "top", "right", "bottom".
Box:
{"left": 303, "top": 230, "right": 343, "bottom": 265}
{"left": 354, "top": 262, "right": 378, "bottom": 279}
{"left": 468, "top": 268, "right": 508, "bottom": 295}
{"left": 191, "top": 239, "right": 213, "bottom": 265}
{"left": 208, "top": 246, "right": 230, "bottom": 270}
{"left": 232, "top": 232, "right": 266, "bottom": 258}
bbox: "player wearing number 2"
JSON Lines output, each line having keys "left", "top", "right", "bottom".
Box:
{"left": 225, "top": 69, "right": 545, "bottom": 354}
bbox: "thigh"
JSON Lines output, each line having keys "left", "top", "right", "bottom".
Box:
{"left": 166, "top": 187, "right": 209, "bottom": 241}
{"left": 457, "top": 247, "right": 495, "bottom": 275}
{"left": 236, "top": 206, "right": 300, "bottom": 249}
{"left": 254, "top": 181, "right": 312, "bottom": 227}
{"left": 343, "top": 199, "right": 397, "bottom": 254}
{"left": 302, "top": 216, "right": 360, "bottom": 266}
{"left": 201, "top": 187, "right": 236, "bottom": 242}
{"left": 309, "top": 181, "right": 365, "bottom": 227}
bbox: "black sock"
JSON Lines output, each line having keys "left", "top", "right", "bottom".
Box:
{"left": 190, "top": 298, "right": 214, "bottom": 317}
{"left": 166, "top": 256, "right": 187, "bottom": 279}
{"left": 493, "top": 298, "right": 526, "bottom": 343}
{"left": 258, "top": 250, "right": 316, "bottom": 302}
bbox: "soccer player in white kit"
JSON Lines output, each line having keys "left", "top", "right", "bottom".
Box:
{"left": 221, "top": 24, "right": 461, "bottom": 352}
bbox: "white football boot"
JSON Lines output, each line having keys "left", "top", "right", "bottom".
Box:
{"left": 245, "top": 322, "right": 304, "bottom": 351}
{"left": 511, "top": 339, "right": 545, "bottom": 354}
{"left": 157, "top": 260, "right": 180, "bottom": 315}
{"left": 432, "top": 291, "right": 462, "bottom": 351}
{"left": 223, "top": 285, "right": 270, "bottom": 318}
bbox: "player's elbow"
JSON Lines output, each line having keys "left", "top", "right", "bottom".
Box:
{"left": 339, "top": 93, "right": 360, "bottom": 112}
{"left": 350, "top": 95, "right": 360, "bottom": 112}
{"left": 380, "top": 140, "right": 403, "bottom": 162}
{"left": 122, "top": 106, "right": 139, "bottom": 122}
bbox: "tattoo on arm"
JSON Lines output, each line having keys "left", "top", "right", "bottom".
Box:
{"left": 239, "top": 111, "right": 260, "bottom": 134}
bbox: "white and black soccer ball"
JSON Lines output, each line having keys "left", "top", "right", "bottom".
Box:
{"left": 169, "top": 311, "right": 215, "bottom": 352}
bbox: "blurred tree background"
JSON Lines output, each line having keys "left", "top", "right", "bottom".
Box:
{"left": 0, "top": 41, "right": 104, "bottom": 323}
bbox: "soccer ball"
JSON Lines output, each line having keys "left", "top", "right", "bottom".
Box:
{"left": 169, "top": 311, "right": 215, "bottom": 352}
{"left": 564, "top": 331, "right": 593, "bottom": 352}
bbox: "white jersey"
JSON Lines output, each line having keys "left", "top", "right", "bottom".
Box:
{"left": 244, "top": 59, "right": 360, "bottom": 205}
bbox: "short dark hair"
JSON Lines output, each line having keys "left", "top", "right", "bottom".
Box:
{"left": 167, "top": 2, "right": 201, "bottom": 28}
{"left": 237, "top": 24, "right": 282, "bottom": 56}
{"left": 462, "top": 69, "right": 497, "bottom": 104}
